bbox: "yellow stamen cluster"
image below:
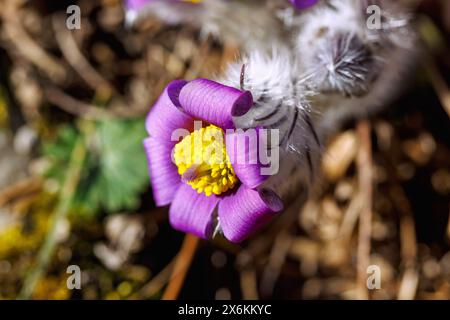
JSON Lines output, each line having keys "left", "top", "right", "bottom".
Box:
{"left": 174, "top": 125, "right": 238, "bottom": 196}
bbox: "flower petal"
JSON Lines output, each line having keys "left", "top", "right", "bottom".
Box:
{"left": 290, "top": 0, "right": 319, "bottom": 10}
{"left": 125, "top": 0, "right": 152, "bottom": 11}
{"left": 143, "top": 137, "right": 180, "bottom": 206}
{"left": 179, "top": 78, "right": 253, "bottom": 129}
{"left": 169, "top": 184, "right": 220, "bottom": 239}
{"left": 146, "top": 80, "right": 194, "bottom": 141}
{"left": 225, "top": 128, "right": 269, "bottom": 189}
{"left": 218, "top": 187, "right": 283, "bottom": 243}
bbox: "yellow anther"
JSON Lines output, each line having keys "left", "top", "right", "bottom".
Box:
{"left": 173, "top": 125, "right": 238, "bottom": 196}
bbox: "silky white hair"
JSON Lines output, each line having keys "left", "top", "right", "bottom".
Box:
{"left": 290, "top": 0, "right": 419, "bottom": 135}
{"left": 127, "top": 0, "right": 285, "bottom": 50}
{"left": 219, "top": 48, "right": 322, "bottom": 198}
{"left": 126, "top": 1, "right": 203, "bottom": 26}
{"left": 219, "top": 0, "right": 418, "bottom": 202}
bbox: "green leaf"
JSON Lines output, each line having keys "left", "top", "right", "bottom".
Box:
{"left": 43, "top": 118, "right": 149, "bottom": 218}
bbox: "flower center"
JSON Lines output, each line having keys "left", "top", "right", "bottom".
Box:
{"left": 174, "top": 125, "right": 238, "bottom": 197}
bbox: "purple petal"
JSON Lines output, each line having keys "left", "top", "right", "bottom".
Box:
{"left": 169, "top": 184, "right": 220, "bottom": 239}
{"left": 290, "top": 0, "right": 319, "bottom": 10}
{"left": 225, "top": 128, "right": 269, "bottom": 189}
{"left": 146, "top": 80, "right": 194, "bottom": 142}
{"left": 143, "top": 137, "right": 180, "bottom": 206}
{"left": 179, "top": 78, "right": 253, "bottom": 129}
{"left": 125, "top": 0, "right": 153, "bottom": 12}
{"left": 218, "top": 187, "right": 283, "bottom": 243}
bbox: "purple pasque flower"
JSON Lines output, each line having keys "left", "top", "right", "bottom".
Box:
{"left": 290, "top": 0, "right": 319, "bottom": 10}
{"left": 143, "top": 79, "right": 283, "bottom": 243}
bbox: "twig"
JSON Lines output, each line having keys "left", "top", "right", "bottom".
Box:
{"left": 1, "top": 3, "right": 66, "bottom": 83}
{"left": 45, "top": 86, "right": 148, "bottom": 120}
{"left": 18, "top": 135, "right": 87, "bottom": 299}
{"left": 247, "top": 192, "right": 306, "bottom": 261}
{"left": 389, "top": 184, "right": 419, "bottom": 300}
{"left": 161, "top": 234, "right": 200, "bottom": 300}
{"left": 240, "top": 268, "right": 259, "bottom": 300}
{"left": 221, "top": 43, "right": 239, "bottom": 71}
{"left": 355, "top": 120, "right": 373, "bottom": 300}
{"left": 11, "top": 192, "right": 40, "bottom": 214}
{"left": 397, "top": 268, "right": 419, "bottom": 300}
{"left": 260, "top": 230, "right": 293, "bottom": 298}
{"left": 184, "top": 38, "right": 213, "bottom": 79}
{"left": 0, "top": 177, "right": 43, "bottom": 207}
{"left": 131, "top": 260, "right": 175, "bottom": 299}
{"left": 44, "top": 86, "right": 110, "bottom": 120}
{"left": 51, "top": 14, "right": 115, "bottom": 96}
{"left": 339, "top": 193, "right": 364, "bottom": 238}
{"left": 423, "top": 57, "right": 450, "bottom": 119}
{"left": 378, "top": 128, "right": 419, "bottom": 300}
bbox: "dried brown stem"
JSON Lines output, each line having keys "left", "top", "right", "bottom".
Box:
{"left": 45, "top": 87, "right": 110, "bottom": 120}
{"left": 355, "top": 120, "right": 373, "bottom": 300}
{"left": 424, "top": 57, "right": 450, "bottom": 119}
{"left": 247, "top": 194, "right": 306, "bottom": 261}
{"left": 260, "top": 230, "right": 293, "bottom": 298}
{"left": 240, "top": 268, "right": 259, "bottom": 300}
{"left": 184, "top": 38, "right": 213, "bottom": 79}
{"left": 1, "top": 3, "right": 66, "bottom": 83}
{"left": 339, "top": 193, "right": 364, "bottom": 238}
{"left": 389, "top": 185, "right": 419, "bottom": 300}
{"left": 379, "top": 128, "right": 420, "bottom": 300}
{"left": 132, "top": 260, "right": 175, "bottom": 299}
{"left": 45, "top": 86, "right": 147, "bottom": 120}
{"left": 162, "top": 234, "right": 200, "bottom": 300}
{"left": 51, "top": 14, "right": 115, "bottom": 96}
{"left": 0, "top": 177, "right": 43, "bottom": 207}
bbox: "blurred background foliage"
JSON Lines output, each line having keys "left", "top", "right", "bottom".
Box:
{"left": 0, "top": 0, "right": 449, "bottom": 300}
{"left": 43, "top": 118, "right": 148, "bottom": 218}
